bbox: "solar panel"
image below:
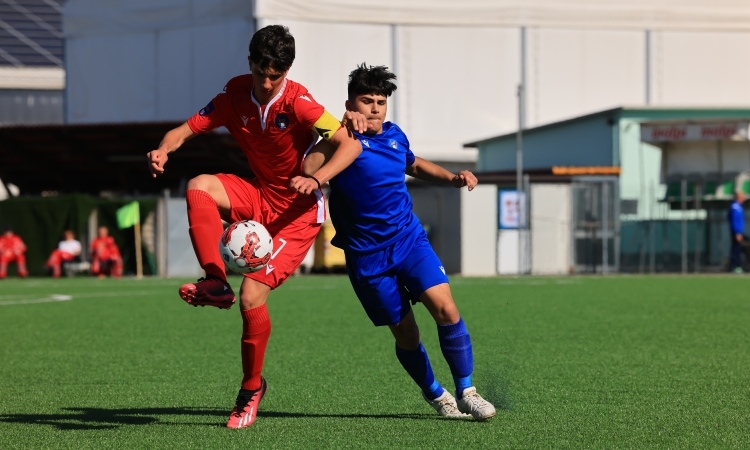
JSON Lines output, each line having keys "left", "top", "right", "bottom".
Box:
{"left": 0, "top": 0, "right": 64, "bottom": 67}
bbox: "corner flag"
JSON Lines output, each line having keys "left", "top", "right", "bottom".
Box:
{"left": 117, "top": 201, "right": 140, "bottom": 229}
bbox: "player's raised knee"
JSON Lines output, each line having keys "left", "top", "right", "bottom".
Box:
{"left": 186, "top": 174, "right": 219, "bottom": 192}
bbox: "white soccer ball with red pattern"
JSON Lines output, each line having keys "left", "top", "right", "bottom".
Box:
{"left": 219, "top": 220, "right": 274, "bottom": 274}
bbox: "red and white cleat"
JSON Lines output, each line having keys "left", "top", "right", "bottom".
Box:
{"left": 226, "top": 378, "right": 268, "bottom": 429}
{"left": 178, "top": 276, "right": 236, "bottom": 309}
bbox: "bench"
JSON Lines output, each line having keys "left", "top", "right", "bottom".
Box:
{"left": 63, "top": 260, "right": 91, "bottom": 277}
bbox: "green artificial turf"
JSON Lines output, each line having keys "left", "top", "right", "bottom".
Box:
{"left": 0, "top": 275, "right": 748, "bottom": 449}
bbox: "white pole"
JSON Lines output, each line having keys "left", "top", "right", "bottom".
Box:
{"left": 516, "top": 26, "right": 526, "bottom": 275}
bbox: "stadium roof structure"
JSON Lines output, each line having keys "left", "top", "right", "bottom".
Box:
{"left": 0, "top": 0, "right": 64, "bottom": 67}
{"left": 0, "top": 122, "right": 253, "bottom": 196}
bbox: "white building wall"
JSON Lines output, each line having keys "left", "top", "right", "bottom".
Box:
{"left": 460, "top": 185, "right": 497, "bottom": 276}
{"left": 65, "top": 1, "right": 750, "bottom": 164}
{"left": 530, "top": 184, "right": 571, "bottom": 275}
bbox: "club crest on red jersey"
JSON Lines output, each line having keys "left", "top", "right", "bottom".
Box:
{"left": 275, "top": 114, "right": 289, "bottom": 130}
{"left": 199, "top": 101, "right": 215, "bottom": 116}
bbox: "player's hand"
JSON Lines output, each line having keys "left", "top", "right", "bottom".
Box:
{"left": 341, "top": 111, "right": 370, "bottom": 135}
{"left": 147, "top": 149, "right": 169, "bottom": 178}
{"left": 452, "top": 170, "right": 478, "bottom": 191}
{"left": 289, "top": 175, "right": 321, "bottom": 195}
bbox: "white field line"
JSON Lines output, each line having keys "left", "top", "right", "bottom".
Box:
{"left": 0, "top": 290, "right": 163, "bottom": 306}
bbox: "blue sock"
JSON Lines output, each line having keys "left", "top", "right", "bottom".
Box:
{"left": 437, "top": 317, "right": 474, "bottom": 399}
{"left": 395, "top": 343, "right": 445, "bottom": 400}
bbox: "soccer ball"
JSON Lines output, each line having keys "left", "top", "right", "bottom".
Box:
{"left": 219, "top": 220, "right": 274, "bottom": 274}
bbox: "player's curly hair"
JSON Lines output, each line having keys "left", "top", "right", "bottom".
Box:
{"left": 347, "top": 63, "right": 397, "bottom": 100}
{"left": 249, "top": 25, "right": 296, "bottom": 72}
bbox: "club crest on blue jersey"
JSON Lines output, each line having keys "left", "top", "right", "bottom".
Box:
{"left": 275, "top": 114, "right": 290, "bottom": 130}
{"left": 199, "top": 101, "right": 215, "bottom": 116}
{"left": 389, "top": 139, "right": 398, "bottom": 149}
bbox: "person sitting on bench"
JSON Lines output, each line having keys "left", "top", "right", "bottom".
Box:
{"left": 46, "top": 229, "right": 82, "bottom": 278}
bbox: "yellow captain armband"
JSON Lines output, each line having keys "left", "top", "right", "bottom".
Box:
{"left": 313, "top": 110, "right": 343, "bottom": 141}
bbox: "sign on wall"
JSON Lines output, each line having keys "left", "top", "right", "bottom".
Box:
{"left": 641, "top": 122, "right": 749, "bottom": 142}
{"left": 499, "top": 190, "right": 526, "bottom": 229}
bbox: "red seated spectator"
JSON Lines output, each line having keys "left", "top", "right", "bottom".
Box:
{"left": 90, "top": 226, "right": 123, "bottom": 278}
{"left": 0, "top": 225, "right": 28, "bottom": 279}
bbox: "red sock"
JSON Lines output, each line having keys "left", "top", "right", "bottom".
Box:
{"left": 186, "top": 189, "right": 226, "bottom": 280}
{"left": 240, "top": 304, "right": 272, "bottom": 391}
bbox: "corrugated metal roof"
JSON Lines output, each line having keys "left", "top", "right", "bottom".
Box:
{"left": 0, "top": 0, "right": 64, "bottom": 67}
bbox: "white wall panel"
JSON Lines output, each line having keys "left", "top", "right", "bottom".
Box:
{"left": 67, "top": 33, "right": 156, "bottom": 123}
{"left": 460, "top": 185, "right": 498, "bottom": 276}
{"left": 530, "top": 184, "right": 570, "bottom": 275}
{"left": 528, "top": 28, "right": 645, "bottom": 126}
{"left": 655, "top": 31, "right": 750, "bottom": 106}
{"left": 278, "top": 19, "right": 392, "bottom": 118}
{"left": 155, "top": 28, "right": 193, "bottom": 120}
{"left": 189, "top": 20, "right": 254, "bottom": 113}
{"left": 400, "top": 26, "right": 516, "bottom": 161}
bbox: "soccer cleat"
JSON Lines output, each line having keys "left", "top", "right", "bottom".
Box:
{"left": 179, "top": 276, "right": 236, "bottom": 309}
{"left": 227, "top": 377, "right": 268, "bottom": 429}
{"left": 423, "top": 390, "right": 471, "bottom": 419}
{"left": 457, "top": 387, "right": 496, "bottom": 421}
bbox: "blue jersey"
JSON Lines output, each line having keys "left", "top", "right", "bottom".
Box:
{"left": 329, "top": 122, "right": 421, "bottom": 253}
{"left": 728, "top": 201, "right": 744, "bottom": 234}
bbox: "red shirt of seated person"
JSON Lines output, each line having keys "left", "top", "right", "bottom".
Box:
{"left": 90, "top": 226, "right": 123, "bottom": 277}
{"left": 0, "top": 227, "right": 28, "bottom": 278}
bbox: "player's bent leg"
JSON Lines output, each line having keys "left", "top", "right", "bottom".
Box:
{"left": 180, "top": 175, "right": 236, "bottom": 307}
{"left": 418, "top": 284, "right": 495, "bottom": 419}
{"left": 419, "top": 283, "right": 460, "bottom": 325}
{"left": 184, "top": 174, "right": 232, "bottom": 281}
{"left": 389, "top": 311, "right": 465, "bottom": 417}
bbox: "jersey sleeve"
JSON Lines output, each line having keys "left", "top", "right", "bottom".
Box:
{"left": 396, "top": 125, "right": 416, "bottom": 167}
{"left": 187, "top": 85, "right": 231, "bottom": 134}
{"left": 732, "top": 206, "right": 745, "bottom": 233}
{"left": 293, "top": 92, "right": 342, "bottom": 141}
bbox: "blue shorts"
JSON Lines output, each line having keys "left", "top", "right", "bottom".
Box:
{"left": 345, "top": 228, "right": 449, "bottom": 326}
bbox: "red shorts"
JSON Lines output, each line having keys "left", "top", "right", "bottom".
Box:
{"left": 217, "top": 174, "right": 323, "bottom": 289}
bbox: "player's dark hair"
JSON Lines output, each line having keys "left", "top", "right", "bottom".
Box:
{"left": 347, "top": 63, "right": 397, "bottom": 100}
{"left": 249, "top": 25, "right": 295, "bottom": 72}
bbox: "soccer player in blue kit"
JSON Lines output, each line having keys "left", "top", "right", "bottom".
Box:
{"left": 305, "top": 63, "right": 496, "bottom": 420}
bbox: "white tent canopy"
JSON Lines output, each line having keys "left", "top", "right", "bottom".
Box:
{"left": 255, "top": 0, "right": 750, "bottom": 31}
{"left": 65, "top": 0, "right": 750, "bottom": 36}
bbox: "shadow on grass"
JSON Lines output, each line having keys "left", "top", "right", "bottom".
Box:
{"left": 0, "top": 407, "right": 439, "bottom": 430}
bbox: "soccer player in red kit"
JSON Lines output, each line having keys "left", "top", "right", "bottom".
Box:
{"left": 90, "top": 226, "right": 123, "bottom": 278}
{"left": 146, "top": 25, "right": 364, "bottom": 429}
{"left": 0, "top": 225, "right": 28, "bottom": 279}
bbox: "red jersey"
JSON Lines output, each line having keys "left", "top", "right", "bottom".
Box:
{"left": 91, "top": 236, "right": 120, "bottom": 260}
{"left": 187, "top": 75, "right": 330, "bottom": 215}
{"left": 0, "top": 234, "right": 26, "bottom": 257}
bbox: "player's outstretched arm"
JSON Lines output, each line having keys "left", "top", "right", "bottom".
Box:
{"left": 147, "top": 122, "right": 196, "bottom": 178}
{"left": 292, "top": 126, "right": 362, "bottom": 194}
{"left": 302, "top": 139, "right": 334, "bottom": 178}
{"left": 406, "top": 156, "right": 478, "bottom": 191}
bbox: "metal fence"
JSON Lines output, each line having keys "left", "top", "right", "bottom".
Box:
{"left": 617, "top": 177, "right": 741, "bottom": 273}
